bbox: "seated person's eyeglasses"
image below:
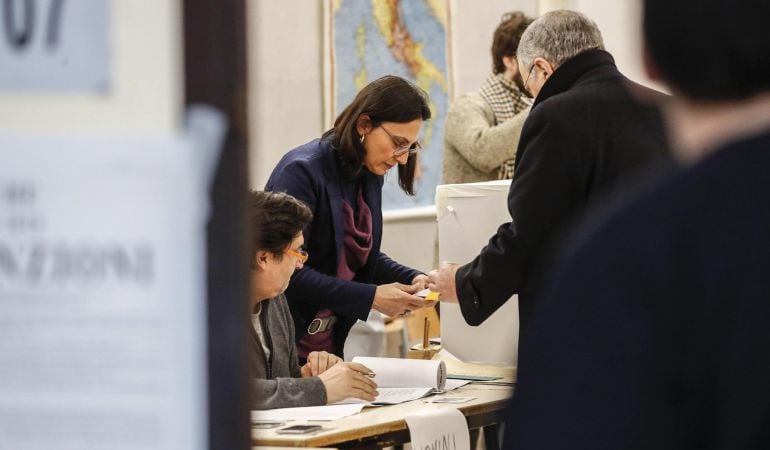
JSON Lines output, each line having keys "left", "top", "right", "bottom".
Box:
{"left": 283, "top": 247, "right": 309, "bottom": 263}
{"left": 380, "top": 125, "right": 423, "bottom": 157}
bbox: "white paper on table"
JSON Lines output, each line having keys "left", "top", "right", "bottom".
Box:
{"left": 442, "top": 379, "right": 471, "bottom": 391}
{"left": 336, "top": 387, "right": 437, "bottom": 406}
{"left": 374, "top": 387, "right": 435, "bottom": 405}
{"left": 251, "top": 404, "right": 365, "bottom": 422}
{"left": 437, "top": 348, "right": 462, "bottom": 361}
{"left": 405, "top": 407, "right": 471, "bottom": 450}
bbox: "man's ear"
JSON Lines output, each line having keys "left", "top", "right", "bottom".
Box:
{"left": 356, "top": 114, "right": 373, "bottom": 137}
{"left": 533, "top": 57, "right": 554, "bottom": 79}
{"left": 502, "top": 55, "right": 518, "bottom": 73}
{"left": 253, "top": 250, "right": 270, "bottom": 271}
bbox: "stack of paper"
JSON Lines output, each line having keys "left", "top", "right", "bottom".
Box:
{"left": 434, "top": 349, "right": 516, "bottom": 384}
{"left": 339, "top": 357, "right": 447, "bottom": 405}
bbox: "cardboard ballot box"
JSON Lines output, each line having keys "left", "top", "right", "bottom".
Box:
{"left": 436, "top": 180, "right": 519, "bottom": 366}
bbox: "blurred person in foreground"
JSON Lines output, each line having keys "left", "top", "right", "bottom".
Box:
{"left": 249, "top": 190, "right": 377, "bottom": 409}
{"left": 429, "top": 10, "right": 670, "bottom": 335}
{"left": 505, "top": 0, "right": 770, "bottom": 448}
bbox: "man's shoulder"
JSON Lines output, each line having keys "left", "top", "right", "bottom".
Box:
{"left": 537, "top": 75, "right": 619, "bottom": 109}
{"left": 448, "top": 92, "right": 491, "bottom": 115}
{"left": 455, "top": 90, "right": 486, "bottom": 103}
{"left": 532, "top": 78, "right": 660, "bottom": 129}
{"left": 556, "top": 172, "right": 678, "bottom": 283}
{"left": 560, "top": 139, "right": 770, "bottom": 303}
{"left": 569, "top": 145, "right": 746, "bottom": 263}
{"left": 267, "top": 294, "right": 294, "bottom": 323}
{"left": 270, "top": 293, "right": 290, "bottom": 308}
{"left": 527, "top": 89, "right": 588, "bottom": 125}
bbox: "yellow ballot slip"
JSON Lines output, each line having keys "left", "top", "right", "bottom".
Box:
{"left": 415, "top": 288, "right": 440, "bottom": 301}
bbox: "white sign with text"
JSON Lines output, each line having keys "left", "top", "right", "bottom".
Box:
{"left": 0, "top": 0, "right": 109, "bottom": 90}
{"left": 0, "top": 133, "right": 213, "bottom": 450}
{"left": 405, "top": 407, "right": 471, "bottom": 450}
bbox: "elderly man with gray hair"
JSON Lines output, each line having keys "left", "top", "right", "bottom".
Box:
{"left": 429, "top": 10, "right": 670, "bottom": 335}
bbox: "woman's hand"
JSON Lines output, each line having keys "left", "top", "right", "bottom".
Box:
{"left": 372, "top": 282, "right": 429, "bottom": 317}
{"left": 301, "top": 351, "right": 342, "bottom": 377}
{"left": 319, "top": 362, "right": 379, "bottom": 404}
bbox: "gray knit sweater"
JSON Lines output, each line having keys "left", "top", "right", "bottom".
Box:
{"left": 250, "top": 294, "right": 327, "bottom": 410}
{"left": 442, "top": 92, "right": 530, "bottom": 184}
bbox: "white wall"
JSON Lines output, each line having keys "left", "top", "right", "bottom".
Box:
{"left": 380, "top": 208, "right": 437, "bottom": 273}
{"left": 247, "top": 0, "right": 325, "bottom": 190}
{"left": 246, "top": 0, "right": 655, "bottom": 271}
{"left": 0, "top": 0, "right": 182, "bottom": 135}
{"left": 450, "top": 0, "right": 538, "bottom": 98}
{"left": 574, "top": 0, "right": 645, "bottom": 80}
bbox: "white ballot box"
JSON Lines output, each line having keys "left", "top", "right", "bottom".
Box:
{"left": 436, "top": 180, "right": 519, "bottom": 366}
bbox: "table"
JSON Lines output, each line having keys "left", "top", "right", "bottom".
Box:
{"left": 252, "top": 383, "right": 512, "bottom": 449}
{"left": 254, "top": 447, "right": 334, "bottom": 450}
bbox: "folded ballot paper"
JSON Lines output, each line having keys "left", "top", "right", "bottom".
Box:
{"left": 338, "top": 357, "right": 447, "bottom": 405}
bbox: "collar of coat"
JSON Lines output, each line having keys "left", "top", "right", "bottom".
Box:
{"left": 533, "top": 49, "right": 616, "bottom": 109}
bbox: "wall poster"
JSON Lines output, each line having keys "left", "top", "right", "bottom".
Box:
{"left": 324, "top": 0, "right": 452, "bottom": 210}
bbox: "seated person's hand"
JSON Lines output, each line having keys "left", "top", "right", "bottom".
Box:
{"left": 319, "top": 362, "right": 378, "bottom": 404}
{"left": 372, "top": 282, "right": 431, "bottom": 317}
{"left": 301, "top": 351, "right": 342, "bottom": 377}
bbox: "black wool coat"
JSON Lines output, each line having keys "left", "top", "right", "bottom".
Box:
{"left": 454, "top": 49, "right": 671, "bottom": 333}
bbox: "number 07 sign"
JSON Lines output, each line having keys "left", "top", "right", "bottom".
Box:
{"left": 0, "top": 0, "right": 109, "bottom": 91}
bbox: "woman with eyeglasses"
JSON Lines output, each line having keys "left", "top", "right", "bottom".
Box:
{"left": 265, "top": 75, "right": 434, "bottom": 362}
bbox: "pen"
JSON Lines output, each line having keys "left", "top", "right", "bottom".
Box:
{"left": 423, "top": 317, "right": 430, "bottom": 349}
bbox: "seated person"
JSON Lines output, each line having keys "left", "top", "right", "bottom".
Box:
{"left": 249, "top": 190, "right": 378, "bottom": 409}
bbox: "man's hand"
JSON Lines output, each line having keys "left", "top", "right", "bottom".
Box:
{"left": 372, "top": 282, "right": 430, "bottom": 317}
{"left": 300, "top": 351, "right": 342, "bottom": 378}
{"left": 319, "top": 362, "right": 379, "bottom": 404}
{"left": 428, "top": 261, "right": 460, "bottom": 302}
{"left": 412, "top": 273, "right": 430, "bottom": 290}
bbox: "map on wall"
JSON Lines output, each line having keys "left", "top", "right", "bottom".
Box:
{"left": 324, "top": 0, "right": 452, "bottom": 211}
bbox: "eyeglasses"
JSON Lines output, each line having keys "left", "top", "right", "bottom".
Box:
{"left": 523, "top": 64, "right": 535, "bottom": 91}
{"left": 283, "top": 247, "right": 309, "bottom": 264}
{"left": 380, "top": 125, "right": 422, "bottom": 157}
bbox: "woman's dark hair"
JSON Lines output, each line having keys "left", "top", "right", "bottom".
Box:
{"left": 322, "top": 75, "right": 431, "bottom": 195}
{"left": 249, "top": 190, "right": 312, "bottom": 265}
{"left": 491, "top": 11, "right": 534, "bottom": 75}
{"left": 643, "top": 0, "right": 770, "bottom": 100}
